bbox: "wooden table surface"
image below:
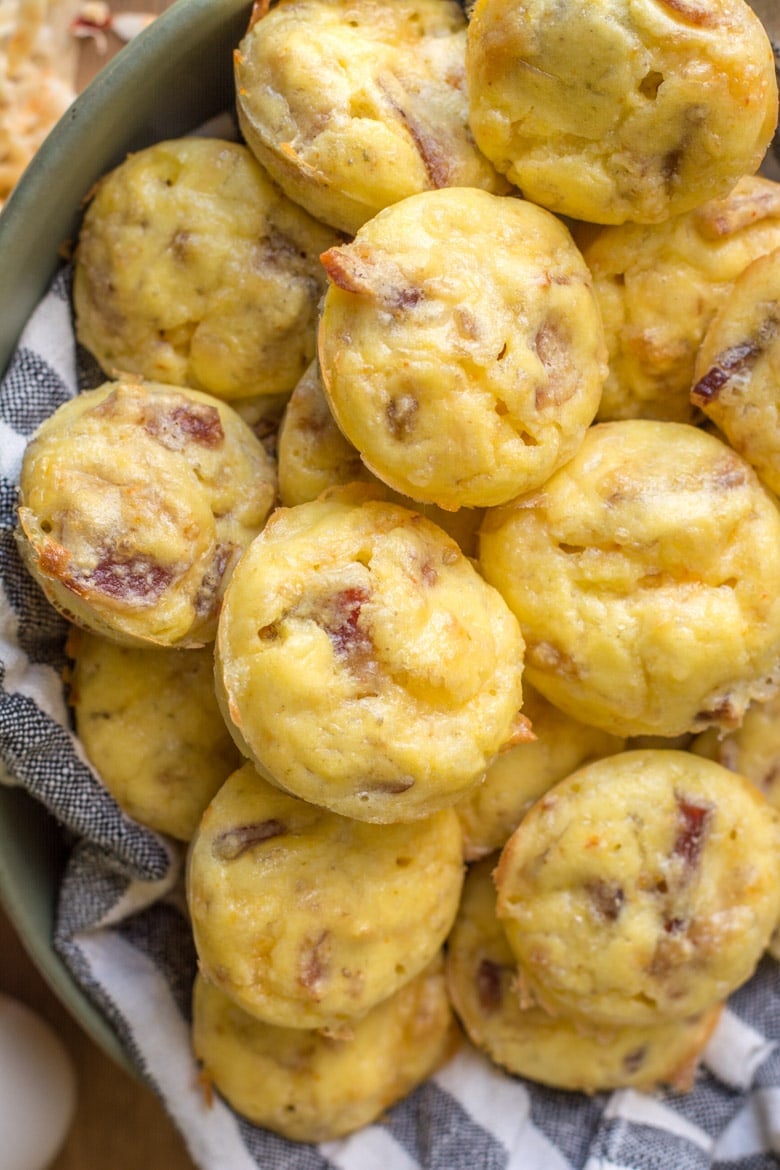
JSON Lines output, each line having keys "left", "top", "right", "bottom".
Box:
{"left": 1, "top": 3, "right": 198, "bottom": 1166}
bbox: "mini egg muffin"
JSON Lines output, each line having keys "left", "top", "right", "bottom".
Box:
{"left": 277, "top": 361, "right": 483, "bottom": 554}
{"left": 216, "top": 487, "right": 527, "bottom": 822}
{"left": 234, "top": 0, "right": 507, "bottom": 236}
{"left": 187, "top": 763, "right": 464, "bottom": 1031}
{"left": 579, "top": 176, "right": 780, "bottom": 422}
{"left": 318, "top": 188, "right": 606, "bottom": 510}
{"left": 691, "top": 691, "right": 780, "bottom": 812}
{"left": 66, "top": 628, "right": 240, "bottom": 841}
{"left": 455, "top": 684, "right": 625, "bottom": 861}
{"left": 192, "top": 959, "right": 458, "bottom": 1142}
{"left": 73, "top": 137, "right": 339, "bottom": 401}
{"left": 494, "top": 750, "right": 780, "bottom": 1027}
{"left": 278, "top": 361, "right": 371, "bottom": 507}
{"left": 466, "top": 0, "right": 777, "bottom": 225}
{"left": 17, "top": 379, "right": 277, "bottom": 648}
{"left": 479, "top": 420, "right": 780, "bottom": 739}
{"left": 447, "top": 858, "right": 721, "bottom": 1093}
{"left": 691, "top": 246, "right": 780, "bottom": 495}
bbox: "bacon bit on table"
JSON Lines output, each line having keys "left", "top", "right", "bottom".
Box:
{"left": 72, "top": 1, "right": 155, "bottom": 53}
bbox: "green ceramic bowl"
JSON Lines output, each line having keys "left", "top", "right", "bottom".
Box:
{"left": 0, "top": 0, "right": 251, "bottom": 1072}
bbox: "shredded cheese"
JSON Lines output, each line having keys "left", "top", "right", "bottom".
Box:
{"left": 0, "top": 0, "right": 81, "bottom": 206}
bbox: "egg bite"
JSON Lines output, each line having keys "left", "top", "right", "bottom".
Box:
{"left": 187, "top": 763, "right": 464, "bottom": 1031}
{"left": 277, "top": 360, "right": 483, "bottom": 554}
{"left": 479, "top": 420, "right": 780, "bottom": 739}
{"left": 17, "top": 379, "right": 277, "bottom": 647}
{"left": 318, "top": 187, "right": 606, "bottom": 510}
{"left": 691, "top": 691, "right": 780, "bottom": 813}
{"left": 446, "top": 857, "right": 721, "bottom": 1093}
{"left": 215, "top": 487, "right": 526, "bottom": 821}
{"left": 73, "top": 137, "right": 340, "bottom": 402}
{"left": 494, "top": 750, "right": 780, "bottom": 1027}
{"left": 578, "top": 176, "right": 780, "bottom": 422}
{"left": 455, "top": 684, "right": 625, "bottom": 861}
{"left": 277, "top": 361, "right": 371, "bottom": 508}
{"left": 192, "top": 958, "right": 458, "bottom": 1142}
{"left": 234, "top": 0, "right": 507, "bottom": 236}
{"left": 691, "top": 246, "right": 780, "bottom": 496}
{"left": 466, "top": 0, "right": 777, "bottom": 226}
{"left": 66, "top": 628, "right": 239, "bottom": 841}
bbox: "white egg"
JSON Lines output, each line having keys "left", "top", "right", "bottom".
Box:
{"left": 0, "top": 995, "right": 77, "bottom": 1170}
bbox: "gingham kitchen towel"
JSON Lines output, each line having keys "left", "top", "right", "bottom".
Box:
{"left": 1, "top": 262, "right": 780, "bottom": 1170}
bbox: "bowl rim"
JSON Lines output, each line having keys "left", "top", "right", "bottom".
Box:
{"left": 0, "top": 0, "right": 252, "bottom": 1075}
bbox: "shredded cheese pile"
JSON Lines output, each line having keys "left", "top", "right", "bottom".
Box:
{"left": 0, "top": 0, "right": 80, "bottom": 207}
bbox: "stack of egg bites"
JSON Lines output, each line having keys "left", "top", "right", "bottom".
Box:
{"left": 15, "top": 0, "right": 780, "bottom": 1142}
